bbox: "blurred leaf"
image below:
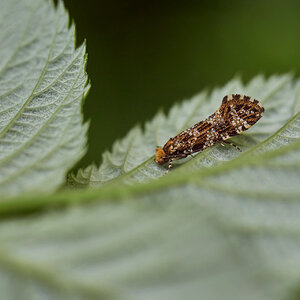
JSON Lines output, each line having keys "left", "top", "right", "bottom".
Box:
{"left": 0, "top": 74, "right": 300, "bottom": 300}
{"left": 0, "top": 0, "right": 89, "bottom": 198}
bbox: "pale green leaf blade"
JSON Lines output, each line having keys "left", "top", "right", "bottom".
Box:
{"left": 72, "top": 74, "right": 296, "bottom": 187}
{"left": 0, "top": 0, "right": 89, "bottom": 197}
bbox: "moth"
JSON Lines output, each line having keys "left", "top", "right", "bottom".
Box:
{"left": 155, "top": 94, "right": 264, "bottom": 168}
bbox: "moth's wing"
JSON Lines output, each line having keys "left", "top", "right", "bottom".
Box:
{"left": 161, "top": 130, "right": 192, "bottom": 158}
{"left": 163, "top": 121, "right": 213, "bottom": 156}
{"left": 219, "top": 94, "right": 264, "bottom": 137}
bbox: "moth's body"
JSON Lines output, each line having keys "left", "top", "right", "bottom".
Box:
{"left": 155, "top": 94, "right": 264, "bottom": 166}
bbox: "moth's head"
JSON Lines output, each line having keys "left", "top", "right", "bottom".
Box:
{"left": 155, "top": 147, "right": 168, "bottom": 165}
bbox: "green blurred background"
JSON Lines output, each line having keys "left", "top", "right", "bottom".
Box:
{"left": 63, "top": 0, "right": 300, "bottom": 168}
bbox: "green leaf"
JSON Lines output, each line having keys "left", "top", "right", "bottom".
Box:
{"left": 1, "top": 74, "right": 300, "bottom": 300}
{"left": 71, "top": 74, "right": 296, "bottom": 187}
{"left": 0, "top": 0, "right": 89, "bottom": 198}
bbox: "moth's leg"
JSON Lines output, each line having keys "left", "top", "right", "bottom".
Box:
{"left": 165, "top": 153, "right": 189, "bottom": 174}
{"left": 223, "top": 140, "right": 241, "bottom": 151}
{"left": 189, "top": 150, "right": 196, "bottom": 158}
{"left": 165, "top": 159, "right": 174, "bottom": 174}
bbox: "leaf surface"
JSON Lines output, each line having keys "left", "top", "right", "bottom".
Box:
{"left": 72, "top": 74, "right": 296, "bottom": 187}
{"left": 0, "top": 0, "right": 88, "bottom": 197}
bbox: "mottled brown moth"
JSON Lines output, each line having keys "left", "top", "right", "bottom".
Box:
{"left": 155, "top": 94, "right": 264, "bottom": 169}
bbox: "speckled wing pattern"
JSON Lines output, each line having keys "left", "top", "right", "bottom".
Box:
{"left": 155, "top": 94, "right": 264, "bottom": 165}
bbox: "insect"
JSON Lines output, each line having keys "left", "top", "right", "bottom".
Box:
{"left": 155, "top": 94, "right": 264, "bottom": 169}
